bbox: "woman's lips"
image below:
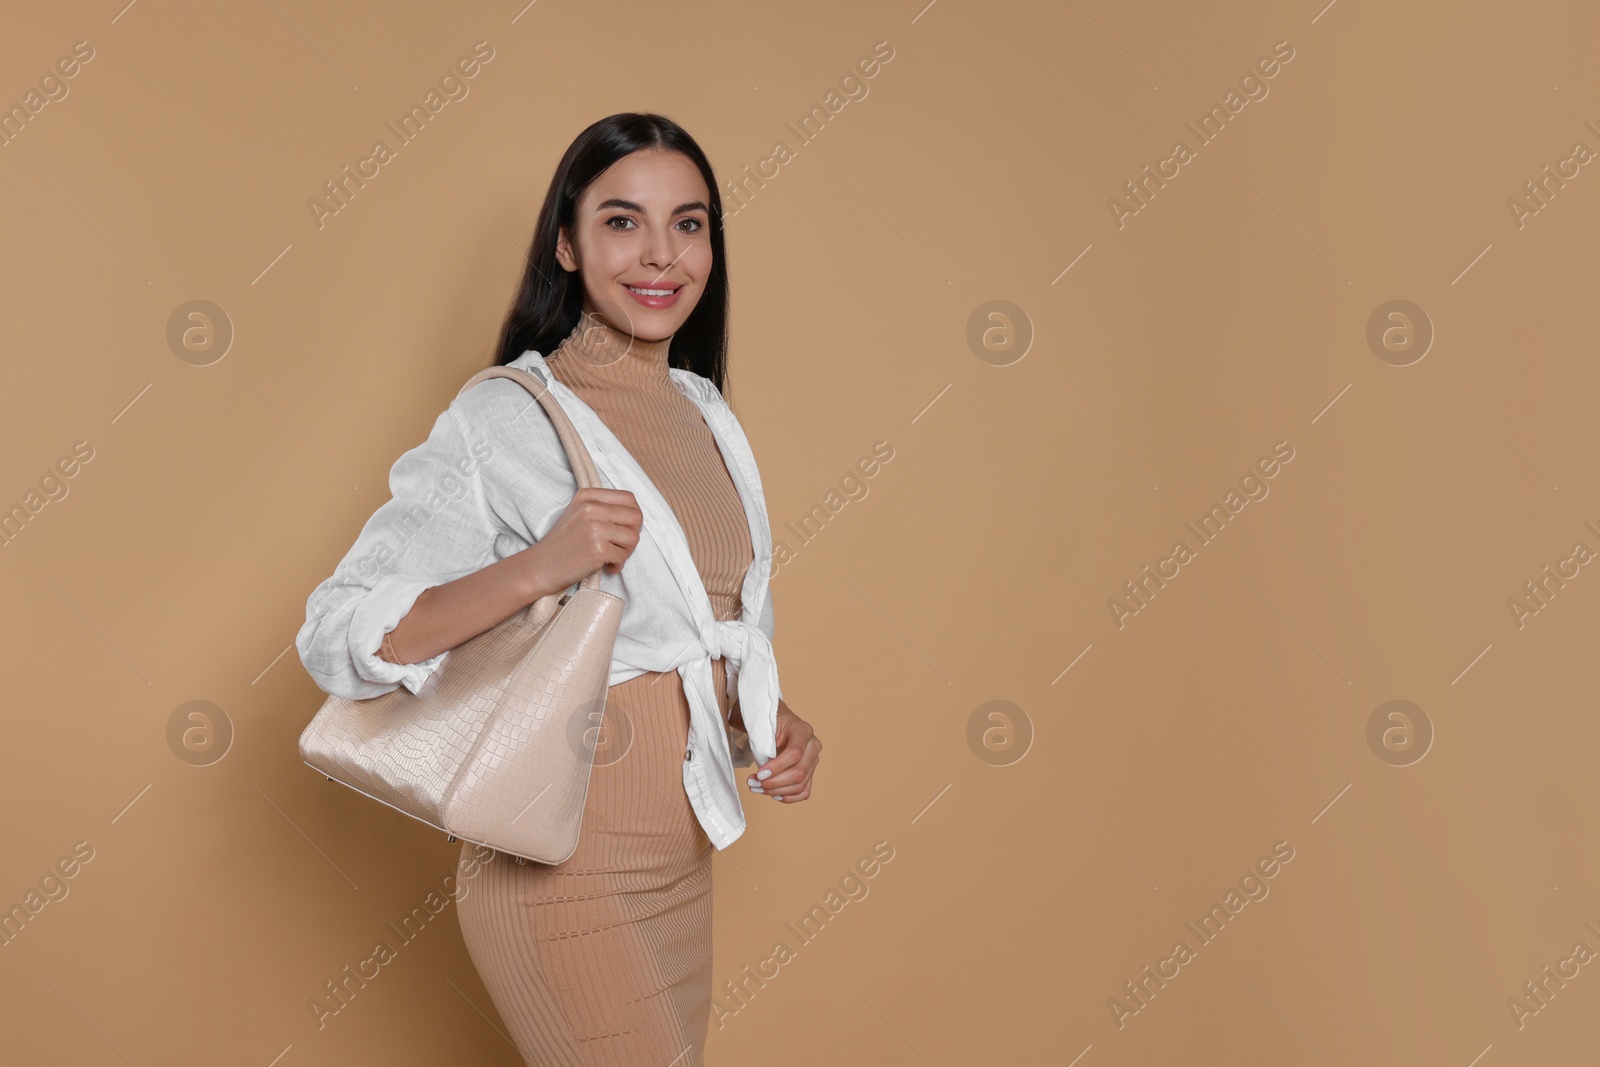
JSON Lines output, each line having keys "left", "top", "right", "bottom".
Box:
{"left": 621, "top": 282, "right": 684, "bottom": 310}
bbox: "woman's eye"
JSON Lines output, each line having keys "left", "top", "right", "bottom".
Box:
{"left": 604, "top": 216, "right": 703, "bottom": 233}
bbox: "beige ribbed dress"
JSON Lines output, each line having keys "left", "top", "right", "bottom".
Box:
{"left": 454, "top": 319, "right": 752, "bottom": 1067}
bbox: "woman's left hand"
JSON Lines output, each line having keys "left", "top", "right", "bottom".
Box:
{"left": 747, "top": 699, "right": 820, "bottom": 803}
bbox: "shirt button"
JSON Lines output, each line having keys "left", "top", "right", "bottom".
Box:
{"left": 684, "top": 745, "right": 692, "bottom": 761}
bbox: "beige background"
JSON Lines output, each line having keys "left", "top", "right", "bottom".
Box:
{"left": 2, "top": 0, "right": 1598, "bottom": 1063}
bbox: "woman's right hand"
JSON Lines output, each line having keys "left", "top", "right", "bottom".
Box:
{"left": 519, "top": 487, "right": 643, "bottom": 599}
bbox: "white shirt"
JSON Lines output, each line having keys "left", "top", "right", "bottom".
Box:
{"left": 295, "top": 348, "right": 782, "bottom": 851}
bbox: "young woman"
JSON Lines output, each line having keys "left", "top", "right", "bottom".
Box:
{"left": 295, "top": 113, "right": 821, "bottom": 1066}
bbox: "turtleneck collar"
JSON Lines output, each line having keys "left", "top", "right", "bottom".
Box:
{"left": 548, "top": 314, "right": 673, "bottom": 380}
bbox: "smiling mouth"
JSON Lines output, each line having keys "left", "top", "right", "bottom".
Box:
{"left": 623, "top": 283, "right": 683, "bottom": 297}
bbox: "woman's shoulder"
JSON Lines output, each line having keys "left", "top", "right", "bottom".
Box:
{"left": 446, "top": 358, "right": 568, "bottom": 462}
{"left": 451, "top": 357, "right": 557, "bottom": 420}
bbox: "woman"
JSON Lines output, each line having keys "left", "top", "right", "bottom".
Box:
{"left": 295, "top": 113, "right": 821, "bottom": 1066}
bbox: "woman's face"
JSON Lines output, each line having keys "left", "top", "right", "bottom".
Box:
{"left": 556, "top": 147, "right": 713, "bottom": 343}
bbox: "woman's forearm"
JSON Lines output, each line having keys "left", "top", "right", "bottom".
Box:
{"left": 377, "top": 485, "right": 644, "bottom": 668}
{"left": 377, "top": 547, "right": 560, "bottom": 666}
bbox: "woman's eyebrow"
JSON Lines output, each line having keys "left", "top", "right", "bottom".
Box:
{"left": 594, "top": 198, "right": 709, "bottom": 215}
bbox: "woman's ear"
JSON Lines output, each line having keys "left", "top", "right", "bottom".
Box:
{"left": 554, "top": 226, "right": 578, "bottom": 272}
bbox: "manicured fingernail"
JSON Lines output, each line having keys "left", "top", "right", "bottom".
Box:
{"left": 757, "top": 769, "right": 771, "bottom": 780}
{"left": 772, "top": 794, "right": 784, "bottom": 801}
{"left": 749, "top": 785, "right": 763, "bottom": 793}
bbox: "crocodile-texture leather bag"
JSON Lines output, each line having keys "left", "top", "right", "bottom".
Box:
{"left": 299, "top": 366, "right": 624, "bottom": 865}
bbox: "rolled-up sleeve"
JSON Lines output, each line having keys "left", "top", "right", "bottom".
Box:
{"left": 296, "top": 404, "right": 502, "bottom": 700}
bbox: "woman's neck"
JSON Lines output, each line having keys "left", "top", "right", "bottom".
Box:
{"left": 550, "top": 314, "right": 673, "bottom": 378}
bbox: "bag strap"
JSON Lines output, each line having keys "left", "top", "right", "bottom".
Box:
{"left": 456, "top": 365, "right": 606, "bottom": 594}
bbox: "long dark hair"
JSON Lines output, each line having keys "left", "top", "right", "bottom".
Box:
{"left": 491, "top": 113, "right": 730, "bottom": 398}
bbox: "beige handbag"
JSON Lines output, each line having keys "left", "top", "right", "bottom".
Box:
{"left": 299, "top": 366, "right": 624, "bottom": 865}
